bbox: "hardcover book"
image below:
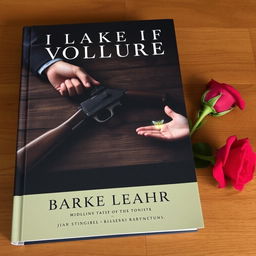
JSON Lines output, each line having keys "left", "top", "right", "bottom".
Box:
{"left": 11, "top": 19, "right": 204, "bottom": 245}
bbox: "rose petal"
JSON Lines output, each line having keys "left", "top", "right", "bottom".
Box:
{"left": 206, "top": 79, "right": 245, "bottom": 112}
{"left": 212, "top": 157, "right": 226, "bottom": 188}
{"left": 214, "top": 136, "right": 256, "bottom": 191}
{"left": 213, "top": 92, "right": 236, "bottom": 113}
{"left": 212, "top": 136, "right": 236, "bottom": 188}
{"left": 220, "top": 83, "right": 245, "bottom": 110}
{"left": 232, "top": 139, "right": 256, "bottom": 190}
{"left": 205, "top": 81, "right": 236, "bottom": 112}
{"left": 224, "top": 143, "right": 246, "bottom": 190}
{"left": 220, "top": 136, "right": 237, "bottom": 165}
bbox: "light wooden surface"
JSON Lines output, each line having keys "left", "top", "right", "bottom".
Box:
{"left": 0, "top": 0, "right": 256, "bottom": 255}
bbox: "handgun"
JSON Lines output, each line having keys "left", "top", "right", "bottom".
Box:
{"left": 16, "top": 86, "right": 169, "bottom": 172}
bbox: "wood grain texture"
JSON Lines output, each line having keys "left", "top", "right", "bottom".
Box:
{"left": 0, "top": 0, "right": 256, "bottom": 255}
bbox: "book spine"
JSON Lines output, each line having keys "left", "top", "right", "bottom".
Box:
{"left": 11, "top": 27, "right": 31, "bottom": 246}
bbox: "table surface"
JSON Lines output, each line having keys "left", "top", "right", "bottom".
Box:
{"left": 0, "top": 0, "right": 256, "bottom": 255}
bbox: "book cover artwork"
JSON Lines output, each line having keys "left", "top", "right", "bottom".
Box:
{"left": 11, "top": 19, "right": 204, "bottom": 245}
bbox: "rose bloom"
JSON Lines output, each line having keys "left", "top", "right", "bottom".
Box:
{"left": 191, "top": 80, "right": 245, "bottom": 135}
{"left": 202, "top": 79, "right": 245, "bottom": 114}
{"left": 213, "top": 136, "right": 256, "bottom": 191}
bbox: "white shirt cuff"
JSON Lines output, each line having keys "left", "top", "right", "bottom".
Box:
{"left": 38, "top": 58, "right": 63, "bottom": 75}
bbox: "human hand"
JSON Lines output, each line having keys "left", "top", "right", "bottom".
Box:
{"left": 45, "top": 61, "right": 100, "bottom": 96}
{"left": 136, "top": 106, "right": 189, "bottom": 140}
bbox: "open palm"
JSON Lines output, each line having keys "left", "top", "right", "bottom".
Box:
{"left": 136, "top": 106, "right": 189, "bottom": 140}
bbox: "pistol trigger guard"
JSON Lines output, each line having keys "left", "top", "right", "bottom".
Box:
{"left": 93, "top": 101, "right": 122, "bottom": 123}
{"left": 108, "top": 101, "right": 122, "bottom": 115}
{"left": 93, "top": 114, "right": 110, "bottom": 123}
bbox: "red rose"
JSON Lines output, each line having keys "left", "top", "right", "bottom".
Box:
{"left": 213, "top": 136, "right": 256, "bottom": 191}
{"left": 191, "top": 80, "right": 245, "bottom": 135}
{"left": 203, "top": 79, "right": 245, "bottom": 114}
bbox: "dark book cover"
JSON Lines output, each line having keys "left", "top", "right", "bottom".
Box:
{"left": 11, "top": 19, "right": 204, "bottom": 245}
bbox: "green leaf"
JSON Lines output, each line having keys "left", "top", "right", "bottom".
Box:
{"left": 192, "top": 142, "right": 215, "bottom": 168}
{"left": 211, "top": 108, "right": 234, "bottom": 116}
{"left": 194, "top": 157, "right": 211, "bottom": 168}
{"left": 193, "top": 142, "right": 212, "bottom": 156}
{"left": 207, "top": 94, "right": 221, "bottom": 110}
{"left": 201, "top": 90, "right": 210, "bottom": 103}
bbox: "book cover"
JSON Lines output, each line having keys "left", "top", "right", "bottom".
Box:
{"left": 11, "top": 19, "right": 204, "bottom": 245}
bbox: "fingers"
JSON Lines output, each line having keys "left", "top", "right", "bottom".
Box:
{"left": 137, "top": 130, "right": 166, "bottom": 140}
{"left": 59, "top": 83, "right": 68, "bottom": 96}
{"left": 64, "top": 79, "right": 76, "bottom": 96}
{"left": 60, "top": 77, "right": 96, "bottom": 96}
{"left": 59, "top": 79, "right": 82, "bottom": 97}
{"left": 75, "top": 68, "right": 100, "bottom": 88}
{"left": 71, "top": 78, "right": 84, "bottom": 95}
{"left": 76, "top": 69, "right": 90, "bottom": 87}
{"left": 136, "top": 126, "right": 162, "bottom": 136}
{"left": 137, "top": 130, "right": 161, "bottom": 136}
{"left": 88, "top": 75, "right": 100, "bottom": 86}
{"left": 136, "top": 125, "right": 159, "bottom": 132}
{"left": 164, "top": 105, "right": 178, "bottom": 119}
